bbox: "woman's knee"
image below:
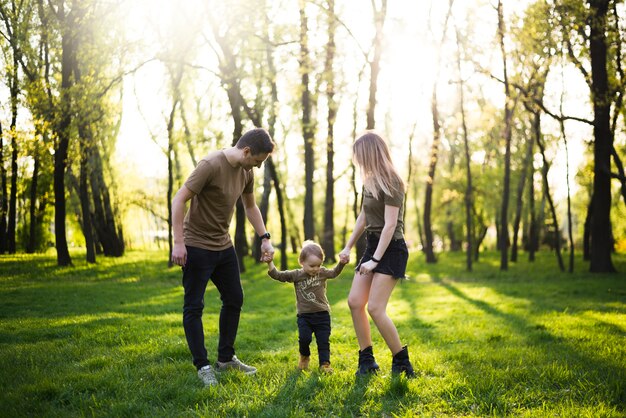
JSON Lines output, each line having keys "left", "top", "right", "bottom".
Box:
{"left": 348, "top": 295, "right": 366, "bottom": 311}
{"left": 367, "top": 302, "right": 387, "bottom": 320}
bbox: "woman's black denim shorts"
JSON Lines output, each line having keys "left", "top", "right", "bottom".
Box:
{"left": 356, "top": 232, "right": 409, "bottom": 279}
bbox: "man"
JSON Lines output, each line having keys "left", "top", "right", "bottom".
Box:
{"left": 171, "top": 128, "right": 275, "bottom": 386}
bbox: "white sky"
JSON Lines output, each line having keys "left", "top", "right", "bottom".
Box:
{"left": 115, "top": 0, "right": 591, "bottom": 202}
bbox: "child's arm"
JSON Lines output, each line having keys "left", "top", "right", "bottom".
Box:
{"left": 321, "top": 260, "right": 348, "bottom": 279}
{"left": 267, "top": 264, "right": 300, "bottom": 283}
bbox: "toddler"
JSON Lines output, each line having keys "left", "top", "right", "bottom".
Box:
{"left": 266, "top": 241, "right": 347, "bottom": 372}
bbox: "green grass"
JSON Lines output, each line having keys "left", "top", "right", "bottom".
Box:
{"left": 1, "top": 249, "right": 625, "bottom": 417}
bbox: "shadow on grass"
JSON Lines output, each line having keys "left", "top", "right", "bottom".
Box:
{"left": 418, "top": 273, "right": 625, "bottom": 413}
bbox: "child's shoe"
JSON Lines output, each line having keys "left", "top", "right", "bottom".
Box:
{"left": 319, "top": 362, "right": 333, "bottom": 374}
{"left": 298, "top": 355, "right": 310, "bottom": 370}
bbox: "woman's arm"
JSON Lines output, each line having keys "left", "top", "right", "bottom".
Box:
{"left": 338, "top": 211, "right": 366, "bottom": 263}
{"left": 372, "top": 204, "right": 399, "bottom": 260}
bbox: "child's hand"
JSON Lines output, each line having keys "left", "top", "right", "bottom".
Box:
{"left": 338, "top": 248, "right": 350, "bottom": 264}
{"left": 260, "top": 252, "right": 273, "bottom": 263}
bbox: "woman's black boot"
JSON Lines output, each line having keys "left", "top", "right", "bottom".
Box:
{"left": 356, "top": 346, "right": 380, "bottom": 375}
{"left": 391, "top": 345, "right": 415, "bottom": 377}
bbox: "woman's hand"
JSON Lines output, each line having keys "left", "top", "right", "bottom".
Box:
{"left": 358, "top": 259, "right": 378, "bottom": 275}
{"left": 338, "top": 248, "right": 351, "bottom": 264}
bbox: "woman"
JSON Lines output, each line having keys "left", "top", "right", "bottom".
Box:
{"left": 338, "top": 131, "right": 415, "bottom": 377}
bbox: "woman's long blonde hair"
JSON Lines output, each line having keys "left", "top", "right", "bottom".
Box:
{"left": 353, "top": 131, "right": 405, "bottom": 200}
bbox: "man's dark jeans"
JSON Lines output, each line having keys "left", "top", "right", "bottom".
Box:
{"left": 182, "top": 245, "right": 243, "bottom": 369}
{"left": 297, "top": 311, "right": 331, "bottom": 365}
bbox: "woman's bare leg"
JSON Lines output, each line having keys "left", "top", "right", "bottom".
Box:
{"left": 367, "top": 273, "right": 402, "bottom": 355}
{"left": 347, "top": 271, "right": 373, "bottom": 350}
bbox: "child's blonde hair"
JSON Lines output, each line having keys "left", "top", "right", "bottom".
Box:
{"left": 299, "top": 240, "right": 325, "bottom": 263}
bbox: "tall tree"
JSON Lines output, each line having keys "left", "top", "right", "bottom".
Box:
{"left": 322, "top": 0, "right": 337, "bottom": 263}
{"left": 455, "top": 24, "right": 473, "bottom": 271}
{"left": 497, "top": 0, "right": 513, "bottom": 271}
{"left": 353, "top": 0, "right": 387, "bottom": 262}
{"left": 423, "top": 0, "right": 454, "bottom": 263}
{"left": 558, "top": 67, "right": 575, "bottom": 272}
{"left": 510, "top": 133, "right": 533, "bottom": 263}
{"left": 0, "top": 117, "right": 6, "bottom": 253}
{"left": 299, "top": 0, "right": 315, "bottom": 241}
{"left": 0, "top": 0, "right": 32, "bottom": 253}
{"left": 365, "top": 0, "right": 386, "bottom": 131}
{"left": 50, "top": 0, "right": 75, "bottom": 266}
{"left": 536, "top": 126, "right": 565, "bottom": 271}
{"left": 208, "top": 6, "right": 248, "bottom": 270}
{"left": 588, "top": 0, "right": 616, "bottom": 272}
{"left": 254, "top": 6, "right": 288, "bottom": 270}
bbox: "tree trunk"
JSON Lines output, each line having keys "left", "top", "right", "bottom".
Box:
{"left": 166, "top": 98, "right": 179, "bottom": 268}
{"left": 26, "top": 141, "right": 40, "bottom": 254}
{"left": 423, "top": 88, "right": 439, "bottom": 263}
{"left": 474, "top": 222, "right": 488, "bottom": 262}
{"left": 497, "top": 0, "right": 512, "bottom": 271}
{"left": 511, "top": 136, "right": 533, "bottom": 262}
{"left": 456, "top": 25, "right": 473, "bottom": 271}
{"left": 611, "top": 147, "right": 626, "bottom": 206}
{"left": 89, "top": 148, "right": 124, "bottom": 257}
{"left": 300, "top": 1, "right": 315, "bottom": 241}
{"left": 79, "top": 144, "right": 96, "bottom": 263}
{"left": 423, "top": 0, "right": 454, "bottom": 263}
{"left": 583, "top": 196, "right": 592, "bottom": 260}
{"left": 53, "top": 1, "right": 73, "bottom": 266}
{"left": 536, "top": 133, "right": 565, "bottom": 271}
{"left": 322, "top": 0, "right": 337, "bottom": 263}
{"left": 7, "top": 52, "right": 19, "bottom": 253}
{"left": 559, "top": 99, "right": 575, "bottom": 273}
{"left": 268, "top": 159, "right": 288, "bottom": 270}
{"left": 210, "top": 20, "right": 247, "bottom": 271}
{"left": 366, "top": 0, "right": 386, "bottom": 130}
{"left": 588, "top": 0, "right": 616, "bottom": 272}
{"left": 528, "top": 112, "right": 540, "bottom": 262}
{"left": 0, "top": 119, "right": 7, "bottom": 254}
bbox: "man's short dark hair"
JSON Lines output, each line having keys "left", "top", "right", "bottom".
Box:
{"left": 236, "top": 128, "right": 275, "bottom": 155}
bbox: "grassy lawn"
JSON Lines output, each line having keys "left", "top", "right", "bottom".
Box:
{"left": 0, "top": 249, "right": 625, "bottom": 417}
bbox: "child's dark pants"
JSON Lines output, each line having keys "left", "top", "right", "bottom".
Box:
{"left": 297, "top": 311, "right": 331, "bottom": 365}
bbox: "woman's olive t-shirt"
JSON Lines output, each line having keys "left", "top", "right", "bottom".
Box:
{"left": 183, "top": 151, "right": 254, "bottom": 251}
{"left": 362, "top": 179, "right": 405, "bottom": 240}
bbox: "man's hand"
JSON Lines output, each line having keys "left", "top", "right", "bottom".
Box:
{"left": 171, "top": 243, "right": 187, "bottom": 266}
{"left": 260, "top": 240, "right": 275, "bottom": 262}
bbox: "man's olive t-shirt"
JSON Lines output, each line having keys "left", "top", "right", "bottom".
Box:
{"left": 362, "top": 179, "right": 405, "bottom": 240}
{"left": 183, "top": 151, "right": 254, "bottom": 251}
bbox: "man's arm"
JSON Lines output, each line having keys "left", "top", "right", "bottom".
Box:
{"left": 171, "top": 185, "right": 195, "bottom": 266}
{"left": 242, "top": 192, "right": 275, "bottom": 261}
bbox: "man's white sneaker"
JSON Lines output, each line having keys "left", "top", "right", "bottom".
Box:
{"left": 215, "top": 355, "right": 257, "bottom": 375}
{"left": 198, "top": 365, "right": 218, "bottom": 386}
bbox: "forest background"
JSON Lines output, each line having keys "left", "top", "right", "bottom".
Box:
{"left": 1, "top": 0, "right": 625, "bottom": 274}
